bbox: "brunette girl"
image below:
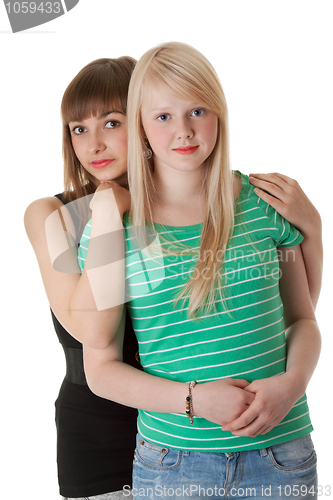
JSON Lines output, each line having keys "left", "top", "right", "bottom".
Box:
{"left": 24, "top": 57, "right": 139, "bottom": 499}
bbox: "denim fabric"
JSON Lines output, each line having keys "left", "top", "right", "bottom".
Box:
{"left": 64, "top": 491, "right": 133, "bottom": 499}
{"left": 132, "top": 434, "right": 317, "bottom": 499}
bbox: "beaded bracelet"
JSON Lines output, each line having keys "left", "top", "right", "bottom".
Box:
{"left": 185, "top": 380, "right": 197, "bottom": 424}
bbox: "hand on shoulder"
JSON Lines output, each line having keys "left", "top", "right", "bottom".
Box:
{"left": 249, "top": 172, "right": 321, "bottom": 236}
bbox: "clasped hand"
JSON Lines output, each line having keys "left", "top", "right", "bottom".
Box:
{"left": 195, "top": 375, "right": 302, "bottom": 438}
{"left": 221, "top": 374, "right": 302, "bottom": 438}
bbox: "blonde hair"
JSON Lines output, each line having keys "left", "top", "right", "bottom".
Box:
{"left": 61, "top": 56, "right": 136, "bottom": 203}
{"left": 127, "top": 42, "right": 234, "bottom": 315}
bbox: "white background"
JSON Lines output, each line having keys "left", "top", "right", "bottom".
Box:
{"left": 1, "top": 1, "right": 332, "bottom": 498}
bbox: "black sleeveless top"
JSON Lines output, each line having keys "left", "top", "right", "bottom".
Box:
{"left": 53, "top": 193, "right": 140, "bottom": 497}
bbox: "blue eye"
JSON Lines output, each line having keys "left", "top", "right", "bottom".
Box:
{"left": 157, "top": 114, "right": 169, "bottom": 121}
{"left": 191, "top": 109, "right": 204, "bottom": 117}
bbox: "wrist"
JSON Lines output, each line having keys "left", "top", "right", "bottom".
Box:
{"left": 282, "top": 371, "right": 307, "bottom": 401}
{"left": 298, "top": 210, "right": 322, "bottom": 239}
{"left": 91, "top": 206, "right": 124, "bottom": 238}
{"left": 190, "top": 381, "right": 204, "bottom": 418}
{"left": 185, "top": 381, "right": 197, "bottom": 424}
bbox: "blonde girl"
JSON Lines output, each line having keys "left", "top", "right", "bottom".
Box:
{"left": 24, "top": 57, "right": 140, "bottom": 500}
{"left": 78, "top": 43, "right": 321, "bottom": 499}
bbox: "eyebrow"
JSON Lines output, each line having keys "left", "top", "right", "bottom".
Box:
{"left": 149, "top": 108, "right": 169, "bottom": 113}
{"left": 69, "top": 110, "right": 125, "bottom": 126}
{"left": 98, "top": 110, "right": 124, "bottom": 119}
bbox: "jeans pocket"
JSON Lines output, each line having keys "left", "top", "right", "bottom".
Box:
{"left": 135, "top": 437, "right": 183, "bottom": 471}
{"left": 267, "top": 435, "right": 317, "bottom": 472}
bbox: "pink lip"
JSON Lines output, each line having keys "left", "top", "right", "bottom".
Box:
{"left": 91, "top": 159, "right": 115, "bottom": 169}
{"left": 173, "top": 146, "right": 199, "bottom": 155}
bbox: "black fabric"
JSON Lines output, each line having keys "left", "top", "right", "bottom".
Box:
{"left": 63, "top": 347, "right": 87, "bottom": 385}
{"left": 54, "top": 191, "right": 92, "bottom": 244}
{"left": 52, "top": 193, "right": 140, "bottom": 497}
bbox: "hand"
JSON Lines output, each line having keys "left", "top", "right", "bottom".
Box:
{"left": 249, "top": 173, "right": 321, "bottom": 236}
{"left": 193, "top": 378, "right": 255, "bottom": 426}
{"left": 90, "top": 181, "right": 131, "bottom": 217}
{"left": 222, "top": 374, "right": 302, "bottom": 437}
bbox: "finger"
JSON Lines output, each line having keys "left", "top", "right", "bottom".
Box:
{"left": 250, "top": 173, "right": 300, "bottom": 198}
{"left": 249, "top": 172, "right": 291, "bottom": 187}
{"left": 229, "top": 411, "right": 283, "bottom": 437}
{"left": 226, "top": 417, "right": 261, "bottom": 437}
{"left": 259, "top": 425, "right": 275, "bottom": 435}
{"left": 243, "top": 382, "right": 256, "bottom": 393}
{"left": 261, "top": 172, "right": 300, "bottom": 194}
{"left": 249, "top": 176, "right": 286, "bottom": 199}
{"left": 225, "top": 413, "right": 274, "bottom": 437}
{"left": 270, "top": 172, "right": 294, "bottom": 184}
{"left": 249, "top": 423, "right": 270, "bottom": 437}
{"left": 249, "top": 421, "right": 276, "bottom": 437}
{"left": 252, "top": 187, "right": 286, "bottom": 213}
{"left": 222, "top": 405, "right": 258, "bottom": 432}
{"left": 230, "top": 378, "right": 251, "bottom": 389}
{"left": 243, "top": 391, "right": 256, "bottom": 407}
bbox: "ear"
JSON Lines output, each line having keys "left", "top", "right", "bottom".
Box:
{"left": 143, "top": 139, "right": 152, "bottom": 160}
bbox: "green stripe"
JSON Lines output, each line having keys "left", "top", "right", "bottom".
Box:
{"left": 78, "top": 171, "right": 311, "bottom": 452}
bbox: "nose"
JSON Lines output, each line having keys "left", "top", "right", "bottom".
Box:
{"left": 176, "top": 116, "right": 194, "bottom": 140}
{"left": 88, "top": 130, "right": 106, "bottom": 154}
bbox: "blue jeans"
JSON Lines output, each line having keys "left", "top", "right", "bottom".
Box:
{"left": 133, "top": 434, "right": 317, "bottom": 499}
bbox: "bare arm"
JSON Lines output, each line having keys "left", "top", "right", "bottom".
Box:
{"left": 26, "top": 186, "right": 255, "bottom": 423}
{"left": 24, "top": 182, "right": 129, "bottom": 348}
{"left": 249, "top": 172, "right": 323, "bottom": 308}
{"left": 83, "top": 331, "right": 255, "bottom": 425}
{"left": 222, "top": 245, "right": 321, "bottom": 437}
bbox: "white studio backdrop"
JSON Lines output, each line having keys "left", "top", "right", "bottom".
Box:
{"left": 1, "top": 1, "right": 332, "bottom": 498}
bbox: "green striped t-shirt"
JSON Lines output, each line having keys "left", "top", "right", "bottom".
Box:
{"left": 78, "top": 171, "right": 313, "bottom": 452}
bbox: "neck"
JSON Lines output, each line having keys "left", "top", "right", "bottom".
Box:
{"left": 153, "top": 165, "right": 204, "bottom": 203}
{"left": 152, "top": 165, "right": 206, "bottom": 225}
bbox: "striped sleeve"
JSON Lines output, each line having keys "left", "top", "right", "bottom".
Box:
{"left": 256, "top": 196, "right": 303, "bottom": 247}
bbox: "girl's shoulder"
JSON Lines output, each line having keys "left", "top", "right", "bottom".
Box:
{"left": 25, "top": 195, "right": 64, "bottom": 216}
{"left": 24, "top": 196, "right": 64, "bottom": 241}
{"left": 232, "top": 170, "right": 253, "bottom": 204}
{"left": 26, "top": 195, "right": 64, "bottom": 212}
{"left": 234, "top": 169, "right": 277, "bottom": 215}
{"left": 232, "top": 170, "right": 243, "bottom": 200}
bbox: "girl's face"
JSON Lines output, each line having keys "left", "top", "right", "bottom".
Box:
{"left": 141, "top": 83, "right": 218, "bottom": 176}
{"left": 69, "top": 110, "right": 128, "bottom": 186}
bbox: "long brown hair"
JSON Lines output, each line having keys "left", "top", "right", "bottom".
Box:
{"left": 61, "top": 56, "right": 136, "bottom": 203}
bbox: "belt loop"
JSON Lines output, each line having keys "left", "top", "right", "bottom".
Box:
{"left": 260, "top": 448, "right": 268, "bottom": 457}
